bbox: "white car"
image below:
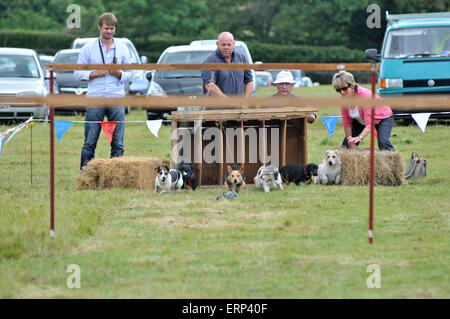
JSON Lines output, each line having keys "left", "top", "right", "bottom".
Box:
{"left": 0, "top": 48, "right": 49, "bottom": 120}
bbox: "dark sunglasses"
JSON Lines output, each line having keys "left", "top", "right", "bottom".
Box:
{"left": 336, "top": 84, "right": 351, "bottom": 93}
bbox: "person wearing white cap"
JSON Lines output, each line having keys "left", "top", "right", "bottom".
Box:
{"left": 271, "top": 70, "right": 316, "bottom": 123}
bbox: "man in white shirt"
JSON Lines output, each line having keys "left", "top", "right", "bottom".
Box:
{"left": 75, "top": 12, "right": 133, "bottom": 170}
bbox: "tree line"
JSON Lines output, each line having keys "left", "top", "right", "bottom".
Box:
{"left": 0, "top": 0, "right": 448, "bottom": 56}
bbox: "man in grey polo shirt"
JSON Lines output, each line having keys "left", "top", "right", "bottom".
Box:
{"left": 202, "top": 32, "right": 253, "bottom": 97}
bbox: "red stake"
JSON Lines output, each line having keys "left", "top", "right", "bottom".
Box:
{"left": 369, "top": 64, "right": 376, "bottom": 244}
{"left": 50, "top": 68, "right": 55, "bottom": 238}
{"left": 30, "top": 122, "right": 32, "bottom": 185}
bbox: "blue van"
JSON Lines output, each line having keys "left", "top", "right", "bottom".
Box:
{"left": 366, "top": 12, "right": 450, "bottom": 119}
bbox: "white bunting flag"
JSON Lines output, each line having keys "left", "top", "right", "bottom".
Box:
{"left": 411, "top": 113, "right": 431, "bottom": 133}
{"left": 3, "top": 117, "right": 32, "bottom": 145}
{"left": 0, "top": 134, "right": 5, "bottom": 156}
{"left": 146, "top": 120, "right": 163, "bottom": 138}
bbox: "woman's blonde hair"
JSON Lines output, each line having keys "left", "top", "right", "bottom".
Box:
{"left": 332, "top": 71, "right": 357, "bottom": 90}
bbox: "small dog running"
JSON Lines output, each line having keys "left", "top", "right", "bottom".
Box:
{"left": 314, "top": 149, "right": 342, "bottom": 185}
{"left": 224, "top": 165, "right": 245, "bottom": 193}
{"left": 280, "top": 163, "right": 319, "bottom": 185}
{"left": 178, "top": 161, "right": 197, "bottom": 191}
{"left": 254, "top": 164, "right": 284, "bottom": 192}
{"left": 154, "top": 166, "right": 184, "bottom": 193}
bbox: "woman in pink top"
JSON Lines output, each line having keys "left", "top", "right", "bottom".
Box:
{"left": 332, "top": 71, "right": 395, "bottom": 151}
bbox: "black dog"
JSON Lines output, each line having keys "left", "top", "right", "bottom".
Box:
{"left": 280, "top": 163, "right": 319, "bottom": 185}
{"left": 178, "top": 161, "right": 197, "bottom": 191}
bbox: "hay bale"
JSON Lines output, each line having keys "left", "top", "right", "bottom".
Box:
{"left": 340, "top": 150, "right": 405, "bottom": 186}
{"left": 75, "top": 157, "right": 171, "bottom": 190}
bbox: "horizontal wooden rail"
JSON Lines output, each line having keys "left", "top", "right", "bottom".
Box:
{"left": 1, "top": 95, "right": 449, "bottom": 110}
{"left": 46, "top": 63, "right": 375, "bottom": 71}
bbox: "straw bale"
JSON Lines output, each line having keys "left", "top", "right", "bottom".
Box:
{"left": 75, "top": 157, "right": 171, "bottom": 190}
{"left": 340, "top": 149, "right": 405, "bottom": 186}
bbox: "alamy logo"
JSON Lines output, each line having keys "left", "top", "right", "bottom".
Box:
{"left": 66, "top": 264, "right": 81, "bottom": 288}
{"left": 172, "top": 126, "right": 280, "bottom": 167}
{"left": 366, "top": 264, "right": 381, "bottom": 288}
{"left": 366, "top": 4, "right": 381, "bottom": 29}
{"left": 66, "top": 4, "right": 81, "bottom": 29}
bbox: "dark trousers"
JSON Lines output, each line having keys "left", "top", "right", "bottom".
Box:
{"left": 80, "top": 107, "right": 125, "bottom": 170}
{"left": 342, "top": 115, "right": 395, "bottom": 151}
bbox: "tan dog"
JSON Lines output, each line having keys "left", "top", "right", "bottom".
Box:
{"left": 224, "top": 165, "right": 245, "bottom": 193}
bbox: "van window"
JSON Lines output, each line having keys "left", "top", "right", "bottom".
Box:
{"left": 155, "top": 50, "right": 212, "bottom": 78}
{"left": 384, "top": 27, "right": 450, "bottom": 58}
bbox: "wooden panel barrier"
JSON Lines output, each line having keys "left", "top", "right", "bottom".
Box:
{"left": 170, "top": 113, "right": 310, "bottom": 186}
{"left": 2, "top": 95, "right": 450, "bottom": 110}
{"left": 46, "top": 63, "right": 375, "bottom": 71}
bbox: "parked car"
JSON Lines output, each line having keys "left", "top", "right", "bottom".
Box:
{"left": 38, "top": 54, "right": 54, "bottom": 71}
{"left": 255, "top": 71, "right": 273, "bottom": 87}
{"left": 146, "top": 41, "right": 257, "bottom": 120}
{"left": 366, "top": 11, "right": 450, "bottom": 119}
{"left": 0, "top": 48, "right": 49, "bottom": 120}
{"left": 294, "top": 70, "right": 314, "bottom": 88}
{"left": 38, "top": 54, "right": 59, "bottom": 94}
{"left": 72, "top": 37, "right": 149, "bottom": 95}
{"left": 53, "top": 49, "right": 87, "bottom": 114}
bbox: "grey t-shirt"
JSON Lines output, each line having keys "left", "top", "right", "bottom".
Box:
{"left": 202, "top": 48, "right": 253, "bottom": 95}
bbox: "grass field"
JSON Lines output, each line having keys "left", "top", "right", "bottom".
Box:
{"left": 0, "top": 85, "right": 449, "bottom": 298}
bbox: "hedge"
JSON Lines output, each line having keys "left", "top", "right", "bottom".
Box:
{"left": 0, "top": 30, "right": 75, "bottom": 55}
{"left": 0, "top": 30, "right": 366, "bottom": 65}
{"left": 247, "top": 41, "right": 365, "bottom": 63}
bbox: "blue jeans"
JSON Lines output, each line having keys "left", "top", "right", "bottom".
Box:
{"left": 80, "top": 107, "right": 125, "bottom": 170}
{"left": 342, "top": 115, "right": 395, "bottom": 151}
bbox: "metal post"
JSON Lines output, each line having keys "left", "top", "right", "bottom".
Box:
{"left": 369, "top": 63, "right": 376, "bottom": 244}
{"left": 50, "top": 68, "right": 55, "bottom": 238}
{"left": 30, "top": 122, "right": 32, "bottom": 185}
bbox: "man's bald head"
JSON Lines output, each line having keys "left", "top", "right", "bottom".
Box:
{"left": 217, "top": 32, "right": 235, "bottom": 59}
{"left": 218, "top": 32, "right": 234, "bottom": 42}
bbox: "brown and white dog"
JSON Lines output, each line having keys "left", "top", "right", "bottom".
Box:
{"left": 155, "top": 166, "right": 184, "bottom": 193}
{"left": 224, "top": 164, "right": 245, "bottom": 193}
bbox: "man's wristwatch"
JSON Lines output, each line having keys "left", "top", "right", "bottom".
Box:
{"left": 359, "top": 135, "right": 364, "bottom": 140}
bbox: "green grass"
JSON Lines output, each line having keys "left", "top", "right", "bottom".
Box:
{"left": 0, "top": 85, "right": 449, "bottom": 298}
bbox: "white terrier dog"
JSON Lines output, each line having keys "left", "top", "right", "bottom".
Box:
{"left": 314, "top": 149, "right": 342, "bottom": 185}
{"left": 155, "top": 166, "right": 184, "bottom": 193}
{"left": 254, "top": 164, "right": 284, "bottom": 192}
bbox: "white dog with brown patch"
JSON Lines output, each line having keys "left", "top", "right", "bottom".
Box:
{"left": 155, "top": 166, "right": 184, "bottom": 193}
{"left": 314, "top": 149, "right": 342, "bottom": 185}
